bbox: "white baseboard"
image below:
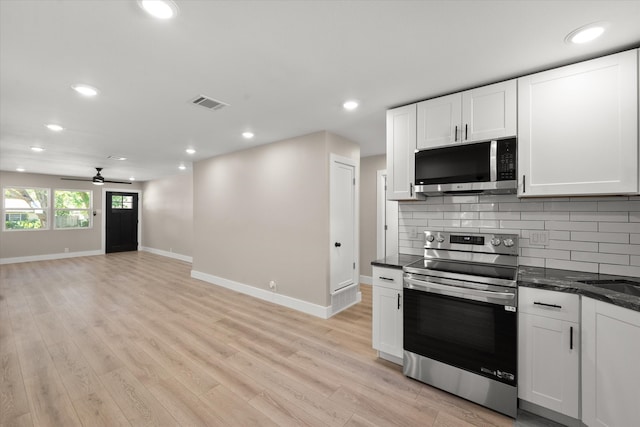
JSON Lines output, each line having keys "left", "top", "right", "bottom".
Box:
{"left": 359, "top": 274, "right": 372, "bottom": 285}
{"left": 141, "top": 247, "right": 193, "bottom": 263}
{"left": 0, "top": 250, "right": 103, "bottom": 265}
{"left": 191, "top": 270, "right": 333, "bottom": 319}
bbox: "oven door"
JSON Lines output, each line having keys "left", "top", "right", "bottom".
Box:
{"left": 403, "top": 278, "right": 517, "bottom": 386}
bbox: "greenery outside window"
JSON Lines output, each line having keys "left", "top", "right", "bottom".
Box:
{"left": 3, "top": 187, "right": 50, "bottom": 230}
{"left": 54, "top": 190, "right": 92, "bottom": 229}
{"left": 111, "top": 194, "right": 133, "bottom": 209}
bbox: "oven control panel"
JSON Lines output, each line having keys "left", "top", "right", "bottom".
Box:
{"left": 424, "top": 231, "right": 518, "bottom": 255}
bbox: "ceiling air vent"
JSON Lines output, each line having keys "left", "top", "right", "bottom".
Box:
{"left": 190, "top": 95, "right": 229, "bottom": 111}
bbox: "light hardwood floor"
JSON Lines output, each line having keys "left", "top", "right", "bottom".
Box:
{"left": 1, "top": 251, "right": 516, "bottom": 427}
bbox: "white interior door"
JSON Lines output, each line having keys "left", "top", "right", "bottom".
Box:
{"left": 330, "top": 155, "right": 357, "bottom": 294}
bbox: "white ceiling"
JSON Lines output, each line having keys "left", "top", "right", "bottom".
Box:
{"left": 1, "top": 1, "right": 639, "bottom": 182}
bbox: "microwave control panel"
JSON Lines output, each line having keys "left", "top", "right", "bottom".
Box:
{"left": 497, "top": 139, "right": 516, "bottom": 181}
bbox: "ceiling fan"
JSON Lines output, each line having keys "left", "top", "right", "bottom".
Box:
{"left": 61, "top": 167, "right": 131, "bottom": 185}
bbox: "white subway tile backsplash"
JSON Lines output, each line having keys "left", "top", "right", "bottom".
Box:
{"left": 545, "top": 221, "right": 598, "bottom": 232}
{"left": 461, "top": 219, "right": 500, "bottom": 229}
{"left": 443, "top": 212, "right": 478, "bottom": 220}
{"left": 442, "top": 195, "right": 478, "bottom": 204}
{"left": 521, "top": 212, "right": 570, "bottom": 221}
{"left": 598, "top": 201, "right": 640, "bottom": 211}
{"left": 570, "top": 212, "right": 629, "bottom": 222}
{"left": 546, "top": 259, "right": 599, "bottom": 273}
{"left": 548, "top": 240, "right": 599, "bottom": 252}
{"left": 598, "top": 222, "right": 640, "bottom": 233}
{"left": 479, "top": 212, "right": 521, "bottom": 220}
{"left": 519, "top": 256, "right": 545, "bottom": 267}
{"left": 499, "top": 202, "right": 544, "bottom": 212}
{"left": 500, "top": 220, "right": 545, "bottom": 230}
{"left": 398, "top": 195, "right": 640, "bottom": 277}
{"left": 571, "top": 232, "right": 629, "bottom": 243}
{"left": 598, "top": 243, "right": 640, "bottom": 256}
{"left": 544, "top": 201, "right": 598, "bottom": 212}
{"left": 599, "top": 264, "right": 640, "bottom": 277}
{"left": 465, "top": 203, "right": 499, "bottom": 212}
{"left": 571, "top": 251, "right": 629, "bottom": 265}
{"left": 521, "top": 248, "right": 570, "bottom": 260}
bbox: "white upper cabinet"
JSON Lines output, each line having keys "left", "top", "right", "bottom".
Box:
{"left": 386, "top": 104, "right": 422, "bottom": 200}
{"left": 417, "top": 79, "right": 517, "bottom": 149}
{"left": 518, "top": 50, "right": 638, "bottom": 197}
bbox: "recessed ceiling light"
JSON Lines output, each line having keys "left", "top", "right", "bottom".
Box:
{"left": 185, "top": 148, "right": 196, "bottom": 154}
{"left": 16, "top": 167, "right": 25, "bottom": 172}
{"left": 129, "top": 177, "right": 136, "bottom": 181}
{"left": 343, "top": 100, "right": 359, "bottom": 111}
{"left": 566, "top": 22, "right": 608, "bottom": 44}
{"left": 30, "top": 146, "right": 45, "bottom": 152}
{"left": 107, "top": 155, "right": 127, "bottom": 161}
{"left": 45, "top": 124, "right": 64, "bottom": 132}
{"left": 242, "top": 132, "right": 254, "bottom": 139}
{"left": 138, "top": 0, "right": 178, "bottom": 19}
{"left": 178, "top": 164, "right": 186, "bottom": 170}
{"left": 72, "top": 84, "right": 99, "bottom": 97}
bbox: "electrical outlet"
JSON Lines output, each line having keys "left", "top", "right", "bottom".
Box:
{"left": 409, "top": 227, "right": 418, "bottom": 238}
{"left": 530, "top": 231, "right": 550, "bottom": 246}
{"left": 269, "top": 280, "right": 276, "bottom": 291}
{"left": 64, "top": 247, "right": 69, "bottom": 253}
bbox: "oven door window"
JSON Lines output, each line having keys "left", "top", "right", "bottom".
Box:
{"left": 403, "top": 287, "right": 517, "bottom": 385}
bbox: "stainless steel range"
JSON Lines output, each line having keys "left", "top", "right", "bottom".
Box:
{"left": 402, "top": 231, "right": 519, "bottom": 418}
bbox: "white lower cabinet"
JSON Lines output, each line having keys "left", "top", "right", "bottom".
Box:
{"left": 518, "top": 287, "right": 580, "bottom": 419}
{"left": 582, "top": 297, "right": 640, "bottom": 427}
{"left": 372, "top": 266, "right": 403, "bottom": 364}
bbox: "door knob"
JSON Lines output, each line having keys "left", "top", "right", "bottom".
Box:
{"left": 334, "top": 242, "right": 341, "bottom": 247}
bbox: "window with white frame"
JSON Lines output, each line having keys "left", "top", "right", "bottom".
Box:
{"left": 54, "top": 189, "right": 92, "bottom": 229}
{"left": 3, "top": 187, "right": 50, "bottom": 230}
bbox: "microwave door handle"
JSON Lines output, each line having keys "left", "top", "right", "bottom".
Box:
{"left": 490, "top": 140, "right": 497, "bottom": 182}
{"left": 404, "top": 277, "right": 514, "bottom": 300}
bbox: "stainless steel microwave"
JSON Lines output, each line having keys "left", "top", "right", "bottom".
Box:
{"left": 414, "top": 138, "right": 517, "bottom": 195}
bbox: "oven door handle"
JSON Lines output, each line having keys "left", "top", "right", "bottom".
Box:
{"left": 404, "top": 277, "right": 515, "bottom": 301}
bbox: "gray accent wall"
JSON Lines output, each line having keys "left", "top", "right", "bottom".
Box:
{"left": 141, "top": 172, "right": 193, "bottom": 258}
{"left": 192, "top": 131, "right": 359, "bottom": 307}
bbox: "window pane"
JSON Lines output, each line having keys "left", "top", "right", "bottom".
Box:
{"left": 5, "top": 210, "right": 46, "bottom": 229}
{"left": 112, "top": 195, "right": 122, "bottom": 209}
{"left": 55, "top": 190, "right": 90, "bottom": 209}
{"left": 3, "top": 187, "right": 49, "bottom": 230}
{"left": 55, "top": 210, "right": 91, "bottom": 228}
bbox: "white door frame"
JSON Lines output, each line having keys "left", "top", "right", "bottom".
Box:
{"left": 376, "top": 169, "right": 398, "bottom": 259}
{"left": 101, "top": 187, "right": 142, "bottom": 254}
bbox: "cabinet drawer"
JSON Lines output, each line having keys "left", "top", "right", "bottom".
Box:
{"left": 519, "top": 287, "right": 579, "bottom": 322}
{"left": 372, "top": 266, "right": 404, "bottom": 291}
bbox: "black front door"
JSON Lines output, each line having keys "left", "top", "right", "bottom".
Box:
{"left": 106, "top": 192, "right": 138, "bottom": 253}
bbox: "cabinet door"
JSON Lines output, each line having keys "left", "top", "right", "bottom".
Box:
{"left": 372, "top": 286, "right": 403, "bottom": 358}
{"left": 518, "top": 50, "right": 638, "bottom": 197}
{"left": 386, "top": 104, "right": 420, "bottom": 200}
{"left": 518, "top": 313, "right": 579, "bottom": 418}
{"left": 416, "top": 93, "right": 461, "bottom": 149}
{"left": 462, "top": 79, "right": 517, "bottom": 142}
{"left": 582, "top": 298, "right": 640, "bottom": 427}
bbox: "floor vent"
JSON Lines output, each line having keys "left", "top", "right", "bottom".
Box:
{"left": 190, "top": 95, "right": 229, "bottom": 111}
{"left": 330, "top": 284, "right": 359, "bottom": 316}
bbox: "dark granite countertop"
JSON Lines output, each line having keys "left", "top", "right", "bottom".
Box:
{"left": 371, "top": 254, "right": 423, "bottom": 270}
{"left": 518, "top": 266, "right": 640, "bottom": 312}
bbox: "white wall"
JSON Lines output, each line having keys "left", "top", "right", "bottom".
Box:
{"left": 398, "top": 194, "right": 640, "bottom": 277}
{"left": 141, "top": 172, "right": 193, "bottom": 260}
